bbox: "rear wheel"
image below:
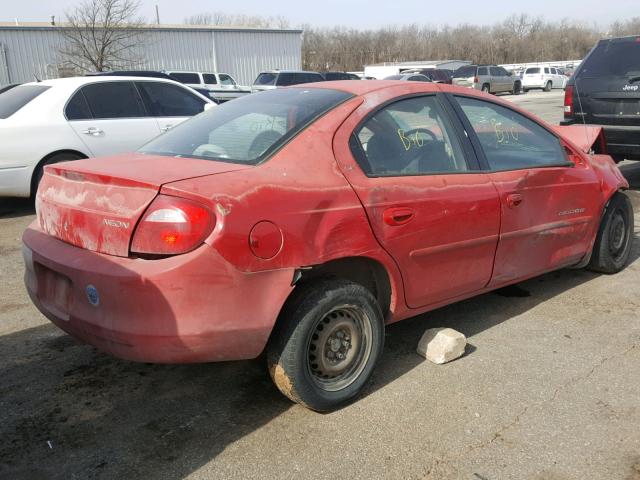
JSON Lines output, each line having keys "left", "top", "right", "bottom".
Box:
{"left": 481, "top": 84, "right": 490, "bottom": 94}
{"left": 31, "top": 152, "right": 84, "bottom": 198}
{"left": 544, "top": 81, "right": 552, "bottom": 92}
{"left": 512, "top": 82, "right": 521, "bottom": 95}
{"left": 588, "top": 193, "right": 634, "bottom": 274}
{"left": 267, "top": 279, "right": 384, "bottom": 411}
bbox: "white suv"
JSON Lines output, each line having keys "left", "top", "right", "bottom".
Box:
{"left": 166, "top": 71, "right": 250, "bottom": 102}
{"left": 0, "top": 76, "right": 214, "bottom": 197}
{"left": 522, "top": 67, "right": 567, "bottom": 92}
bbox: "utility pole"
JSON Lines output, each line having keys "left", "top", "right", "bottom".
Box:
{"left": 155, "top": 4, "right": 160, "bottom": 25}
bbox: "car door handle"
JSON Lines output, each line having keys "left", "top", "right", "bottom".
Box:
{"left": 160, "top": 125, "right": 173, "bottom": 132}
{"left": 383, "top": 207, "right": 415, "bottom": 226}
{"left": 506, "top": 193, "right": 523, "bottom": 208}
{"left": 81, "top": 127, "right": 103, "bottom": 136}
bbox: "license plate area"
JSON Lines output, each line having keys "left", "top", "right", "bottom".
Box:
{"left": 35, "top": 263, "right": 73, "bottom": 321}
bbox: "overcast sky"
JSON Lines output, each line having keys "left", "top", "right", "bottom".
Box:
{"left": 1, "top": 0, "right": 637, "bottom": 29}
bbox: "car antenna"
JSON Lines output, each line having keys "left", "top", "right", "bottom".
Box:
{"left": 573, "top": 76, "right": 593, "bottom": 156}
{"left": 33, "top": 74, "right": 41, "bottom": 82}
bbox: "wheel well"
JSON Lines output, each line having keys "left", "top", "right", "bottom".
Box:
{"left": 295, "top": 257, "right": 392, "bottom": 318}
{"left": 30, "top": 149, "right": 88, "bottom": 195}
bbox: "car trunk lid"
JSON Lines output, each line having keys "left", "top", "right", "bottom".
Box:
{"left": 36, "top": 153, "right": 250, "bottom": 257}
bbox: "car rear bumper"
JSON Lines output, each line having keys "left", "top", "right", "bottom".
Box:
{"left": 559, "top": 121, "right": 640, "bottom": 159}
{"left": 23, "top": 223, "right": 294, "bottom": 363}
{"left": 522, "top": 79, "right": 545, "bottom": 88}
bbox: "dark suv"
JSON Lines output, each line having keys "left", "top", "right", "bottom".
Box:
{"left": 562, "top": 36, "right": 640, "bottom": 162}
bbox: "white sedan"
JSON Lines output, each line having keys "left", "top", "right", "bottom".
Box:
{"left": 0, "top": 76, "right": 215, "bottom": 198}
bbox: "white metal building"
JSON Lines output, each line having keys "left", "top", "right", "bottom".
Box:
{"left": 0, "top": 22, "right": 303, "bottom": 86}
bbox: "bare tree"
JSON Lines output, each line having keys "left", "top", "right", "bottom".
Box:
{"left": 59, "top": 0, "right": 146, "bottom": 72}
{"left": 185, "top": 12, "right": 290, "bottom": 29}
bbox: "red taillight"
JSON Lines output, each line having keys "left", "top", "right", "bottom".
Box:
{"left": 473, "top": 76, "right": 479, "bottom": 84}
{"left": 131, "top": 195, "right": 214, "bottom": 256}
{"left": 564, "top": 85, "right": 574, "bottom": 117}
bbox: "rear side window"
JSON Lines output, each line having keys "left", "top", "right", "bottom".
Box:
{"left": 544, "top": 68, "right": 550, "bottom": 74}
{"left": 525, "top": 68, "right": 540, "bottom": 74}
{"left": 454, "top": 66, "right": 476, "bottom": 78}
{"left": 80, "top": 82, "right": 145, "bottom": 119}
{"left": 140, "top": 88, "right": 352, "bottom": 165}
{"left": 219, "top": 74, "right": 234, "bottom": 85}
{"left": 0, "top": 85, "right": 50, "bottom": 119}
{"left": 137, "top": 82, "right": 206, "bottom": 117}
{"left": 353, "top": 95, "right": 467, "bottom": 176}
{"left": 409, "top": 76, "right": 428, "bottom": 82}
{"left": 254, "top": 73, "right": 277, "bottom": 86}
{"left": 580, "top": 38, "right": 640, "bottom": 77}
{"left": 169, "top": 72, "right": 201, "bottom": 84}
{"left": 489, "top": 67, "right": 502, "bottom": 76}
{"left": 324, "top": 72, "right": 349, "bottom": 81}
{"left": 202, "top": 74, "right": 217, "bottom": 84}
{"left": 65, "top": 90, "right": 92, "bottom": 120}
{"left": 455, "top": 96, "right": 566, "bottom": 171}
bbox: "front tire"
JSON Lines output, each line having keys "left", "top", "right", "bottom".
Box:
{"left": 588, "top": 193, "right": 634, "bottom": 274}
{"left": 267, "top": 279, "right": 385, "bottom": 411}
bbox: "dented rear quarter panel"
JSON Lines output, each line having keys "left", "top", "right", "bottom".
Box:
{"left": 162, "top": 96, "right": 408, "bottom": 319}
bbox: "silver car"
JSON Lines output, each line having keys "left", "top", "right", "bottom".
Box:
{"left": 383, "top": 73, "right": 431, "bottom": 82}
{"left": 452, "top": 65, "right": 522, "bottom": 95}
{"left": 251, "top": 70, "right": 325, "bottom": 93}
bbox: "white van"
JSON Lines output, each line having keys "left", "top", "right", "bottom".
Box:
{"left": 522, "top": 67, "right": 567, "bottom": 92}
{"left": 165, "top": 71, "right": 251, "bottom": 102}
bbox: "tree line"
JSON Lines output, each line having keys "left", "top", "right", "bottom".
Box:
{"left": 300, "top": 15, "right": 640, "bottom": 72}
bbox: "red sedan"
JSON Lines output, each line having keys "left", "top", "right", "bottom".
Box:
{"left": 23, "top": 81, "right": 633, "bottom": 411}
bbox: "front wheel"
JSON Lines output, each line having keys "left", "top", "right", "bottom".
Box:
{"left": 588, "top": 193, "right": 634, "bottom": 274}
{"left": 266, "top": 279, "right": 385, "bottom": 411}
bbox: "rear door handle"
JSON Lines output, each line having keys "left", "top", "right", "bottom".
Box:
{"left": 81, "top": 127, "right": 103, "bottom": 136}
{"left": 506, "top": 193, "right": 523, "bottom": 208}
{"left": 383, "top": 207, "right": 415, "bottom": 226}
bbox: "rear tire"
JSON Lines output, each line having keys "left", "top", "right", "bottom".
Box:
{"left": 588, "top": 193, "right": 634, "bottom": 274}
{"left": 481, "top": 84, "right": 490, "bottom": 94}
{"left": 31, "top": 152, "right": 84, "bottom": 198}
{"left": 512, "top": 82, "right": 521, "bottom": 95}
{"left": 266, "top": 279, "right": 385, "bottom": 412}
{"left": 544, "top": 81, "right": 552, "bottom": 92}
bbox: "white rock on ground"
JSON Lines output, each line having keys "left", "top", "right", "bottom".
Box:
{"left": 417, "top": 328, "right": 467, "bottom": 364}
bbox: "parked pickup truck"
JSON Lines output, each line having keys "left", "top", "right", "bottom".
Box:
{"left": 166, "top": 71, "right": 251, "bottom": 102}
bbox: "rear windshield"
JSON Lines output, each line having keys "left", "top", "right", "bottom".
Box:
{"left": 139, "top": 88, "right": 353, "bottom": 165}
{"left": 453, "top": 66, "right": 476, "bottom": 78}
{"left": 275, "top": 73, "right": 324, "bottom": 86}
{"left": 580, "top": 37, "right": 640, "bottom": 77}
{"left": 169, "top": 72, "right": 200, "bottom": 84}
{"left": 525, "top": 68, "right": 540, "bottom": 74}
{"left": 0, "top": 85, "right": 50, "bottom": 119}
{"left": 254, "top": 73, "right": 277, "bottom": 85}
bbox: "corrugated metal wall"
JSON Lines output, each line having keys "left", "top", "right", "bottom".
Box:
{"left": 213, "top": 30, "right": 302, "bottom": 85}
{"left": 0, "top": 29, "right": 67, "bottom": 83}
{"left": 0, "top": 27, "right": 302, "bottom": 87}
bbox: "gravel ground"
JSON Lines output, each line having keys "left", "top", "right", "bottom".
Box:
{"left": 1, "top": 90, "right": 639, "bottom": 480}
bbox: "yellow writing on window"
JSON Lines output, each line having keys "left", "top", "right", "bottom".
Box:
{"left": 397, "top": 129, "right": 424, "bottom": 151}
